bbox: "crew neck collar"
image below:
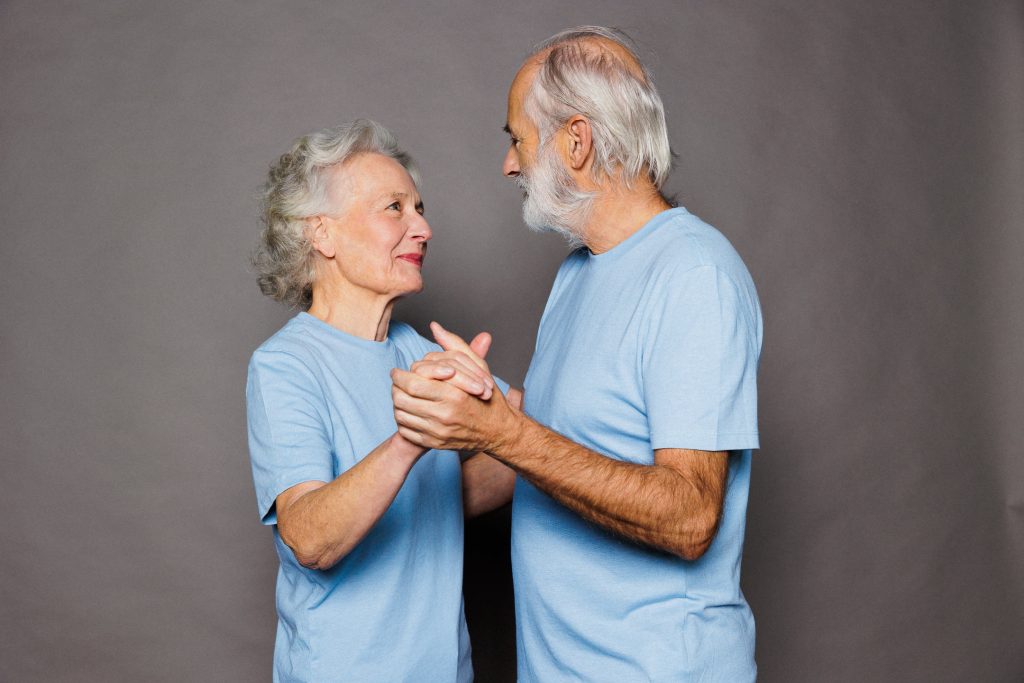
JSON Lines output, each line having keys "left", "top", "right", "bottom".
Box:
{"left": 587, "top": 207, "right": 688, "bottom": 265}
{"left": 295, "top": 311, "right": 396, "bottom": 354}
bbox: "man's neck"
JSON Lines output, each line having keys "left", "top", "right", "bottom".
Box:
{"left": 580, "top": 182, "right": 672, "bottom": 254}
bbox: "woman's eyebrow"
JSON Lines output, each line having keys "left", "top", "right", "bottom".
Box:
{"left": 374, "top": 190, "right": 409, "bottom": 203}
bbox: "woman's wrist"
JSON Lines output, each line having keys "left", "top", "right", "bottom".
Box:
{"left": 387, "top": 431, "right": 427, "bottom": 465}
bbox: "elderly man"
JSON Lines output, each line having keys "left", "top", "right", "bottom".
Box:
{"left": 393, "top": 27, "right": 762, "bottom": 681}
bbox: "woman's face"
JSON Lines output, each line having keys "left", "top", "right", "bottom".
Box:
{"left": 315, "top": 153, "right": 431, "bottom": 302}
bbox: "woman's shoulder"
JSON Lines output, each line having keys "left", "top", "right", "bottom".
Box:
{"left": 248, "top": 315, "right": 319, "bottom": 371}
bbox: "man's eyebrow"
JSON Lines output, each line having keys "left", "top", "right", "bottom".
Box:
{"left": 503, "top": 123, "right": 513, "bottom": 136}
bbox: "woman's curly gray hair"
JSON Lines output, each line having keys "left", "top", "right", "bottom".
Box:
{"left": 252, "top": 119, "right": 420, "bottom": 309}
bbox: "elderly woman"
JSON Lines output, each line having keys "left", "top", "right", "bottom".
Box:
{"left": 246, "top": 119, "right": 515, "bottom": 682}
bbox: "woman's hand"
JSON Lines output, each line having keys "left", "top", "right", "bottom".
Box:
{"left": 409, "top": 323, "right": 496, "bottom": 399}
{"left": 392, "top": 322, "right": 524, "bottom": 453}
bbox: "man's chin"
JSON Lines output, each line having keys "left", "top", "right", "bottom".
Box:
{"left": 523, "top": 214, "right": 584, "bottom": 247}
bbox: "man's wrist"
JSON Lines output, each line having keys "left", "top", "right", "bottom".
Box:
{"left": 486, "top": 407, "right": 531, "bottom": 464}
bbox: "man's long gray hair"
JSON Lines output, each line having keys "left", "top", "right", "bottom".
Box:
{"left": 519, "top": 26, "right": 672, "bottom": 242}
{"left": 252, "top": 119, "right": 419, "bottom": 309}
{"left": 526, "top": 26, "right": 673, "bottom": 188}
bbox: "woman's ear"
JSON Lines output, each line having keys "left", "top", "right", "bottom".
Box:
{"left": 308, "top": 216, "right": 336, "bottom": 258}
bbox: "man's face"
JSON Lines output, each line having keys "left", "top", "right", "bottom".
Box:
{"left": 503, "top": 63, "right": 541, "bottom": 179}
{"left": 502, "top": 62, "right": 591, "bottom": 245}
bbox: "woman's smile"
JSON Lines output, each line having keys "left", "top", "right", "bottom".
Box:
{"left": 396, "top": 252, "right": 424, "bottom": 267}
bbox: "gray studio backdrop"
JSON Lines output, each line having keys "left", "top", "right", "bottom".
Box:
{"left": 1, "top": 1, "right": 1021, "bottom": 681}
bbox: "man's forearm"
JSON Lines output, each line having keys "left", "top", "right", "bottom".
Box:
{"left": 390, "top": 361, "right": 725, "bottom": 558}
{"left": 489, "top": 414, "right": 725, "bottom": 560}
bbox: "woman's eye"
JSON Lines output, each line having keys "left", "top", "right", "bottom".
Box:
{"left": 387, "top": 201, "right": 401, "bottom": 211}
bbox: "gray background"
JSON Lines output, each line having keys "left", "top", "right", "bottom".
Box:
{"left": 1, "top": 0, "right": 1021, "bottom": 681}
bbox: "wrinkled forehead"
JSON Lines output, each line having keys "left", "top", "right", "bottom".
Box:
{"left": 509, "top": 60, "right": 540, "bottom": 102}
{"left": 325, "top": 153, "right": 417, "bottom": 209}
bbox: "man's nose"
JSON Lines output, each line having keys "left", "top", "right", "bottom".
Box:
{"left": 503, "top": 145, "right": 520, "bottom": 177}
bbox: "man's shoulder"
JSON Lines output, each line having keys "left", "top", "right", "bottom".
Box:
{"left": 650, "top": 209, "right": 756, "bottom": 288}
{"left": 557, "top": 246, "right": 590, "bottom": 271}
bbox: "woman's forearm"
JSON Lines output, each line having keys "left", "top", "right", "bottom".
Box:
{"left": 275, "top": 433, "right": 423, "bottom": 570}
{"left": 461, "top": 453, "right": 516, "bottom": 518}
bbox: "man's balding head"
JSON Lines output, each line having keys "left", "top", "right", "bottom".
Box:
{"left": 517, "top": 26, "right": 672, "bottom": 189}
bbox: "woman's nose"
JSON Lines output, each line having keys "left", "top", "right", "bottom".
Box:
{"left": 410, "top": 212, "right": 432, "bottom": 241}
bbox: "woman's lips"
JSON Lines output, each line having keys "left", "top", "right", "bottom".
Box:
{"left": 397, "top": 253, "right": 423, "bottom": 267}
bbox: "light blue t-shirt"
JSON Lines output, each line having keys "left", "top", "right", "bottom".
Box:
{"left": 514, "top": 207, "right": 763, "bottom": 682}
{"left": 246, "top": 313, "right": 478, "bottom": 683}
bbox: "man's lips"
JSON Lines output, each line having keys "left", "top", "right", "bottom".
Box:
{"left": 396, "top": 253, "right": 423, "bottom": 267}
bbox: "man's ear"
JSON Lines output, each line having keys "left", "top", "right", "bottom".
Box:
{"left": 307, "top": 216, "right": 336, "bottom": 258}
{"left": 565, "top": 115, "right": 593, "bottom": 171}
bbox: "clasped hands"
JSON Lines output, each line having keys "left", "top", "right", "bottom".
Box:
{"left": 390, "top": 322, "right": 522, "bottom": 453}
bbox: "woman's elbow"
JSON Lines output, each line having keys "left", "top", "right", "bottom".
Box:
{"left": 280, "top": 527, "right": 340, "bottom": 570}
{"left": 293, "top": 545, "right": 331, "bottom": 570}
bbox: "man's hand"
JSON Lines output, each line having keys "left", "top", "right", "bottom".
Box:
{"left": 391, "top": 322, "right": 521, "bottom": 452}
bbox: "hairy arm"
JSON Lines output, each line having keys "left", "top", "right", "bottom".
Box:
{"left": 392, "top": 325, "right": 727, "bottom": 559}
{"left": 493, "top": 414, "right": 726, "bottom": 559}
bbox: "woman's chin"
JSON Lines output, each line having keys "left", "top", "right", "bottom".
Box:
{"left": 395, "top": 280, "right": 424, "bottom": 298}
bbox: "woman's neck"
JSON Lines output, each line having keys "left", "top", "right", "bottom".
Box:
{"left": 307, "top": 279, "right": 395, "bottom": 342}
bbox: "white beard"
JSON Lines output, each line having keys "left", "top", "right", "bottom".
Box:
{"left": 516, "top": 143, "right": 594, "bottom": 248}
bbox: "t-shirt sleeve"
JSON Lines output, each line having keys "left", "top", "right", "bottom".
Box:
{"left": 642, "top": 264, "right": 760, "bottom": 452}
{"left": 246, "top": 350, "right": 335, "bottom": 525}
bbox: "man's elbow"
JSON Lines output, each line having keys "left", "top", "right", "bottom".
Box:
{"left": 674, "top": 534, "right": 715, "bottom": 561}
{"left": 670, "top": 514, "right": 721, "bottom": 561}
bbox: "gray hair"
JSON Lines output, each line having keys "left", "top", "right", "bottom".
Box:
{"left": 525, "top": 26, "right": 672, "bottom": 189}
{"left": 252, "top": 119, "right": 420, "bottom": 309}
